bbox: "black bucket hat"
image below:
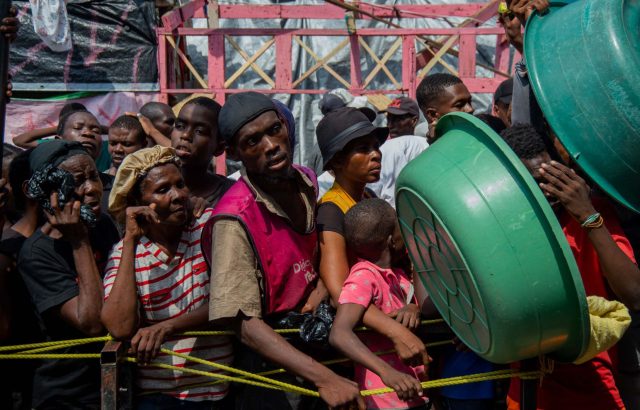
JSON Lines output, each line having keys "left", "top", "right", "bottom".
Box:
{"left": 316, "top": 107, "right": 388, "bottom": 170}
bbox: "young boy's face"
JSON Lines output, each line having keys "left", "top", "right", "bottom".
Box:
{"left": 436, "top": 83, "right": 474, "bottom": 116}
{"left": 171, "top": 104, "right": 222, "bottom": 170}
{"left": 425, "top": 83, "right": 474, "bottom": 144}
{"left": 61, "top": 112, "right": 102, "bottom": 160}
{"left": 151, "top": 105, "right": 175, "bottom": 138}
{"left": 108, "top": 127, "right": 146, "bottom": 169}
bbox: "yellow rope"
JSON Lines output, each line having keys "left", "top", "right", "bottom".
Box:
{"left": 182, "top": 319, "right": 445, "bottom": 337}
{"left": 130, "top": 354, "right": 542, "bottom": 398}
{"left": 0, "top": 348, "right": 544, "bottom": 398}
{"left": 0, "top": 353, "right": 101, "bottom": 359}
{"left": 144, "top": 339, "right": 455, "bottom": 394}
{"left": 18, "top": 340, "right": 105, "bottom": 354}
{"left": 0, "top": 336, "right": 112, "bottom": 352}
{"left": 160, "top": 348, "right": 320, "bottom": 397}
{"left": 361, "top": 370, "right": 543, "bottom": 396}
{"left": 124, "top": 357, "right": 304, "bottom": 395}
{"left": 0, "top": 319, "right": 446, "bottom": 350}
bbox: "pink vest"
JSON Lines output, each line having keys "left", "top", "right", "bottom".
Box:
{"left": 203, "top": 166, "right": 319, "bottom": 316}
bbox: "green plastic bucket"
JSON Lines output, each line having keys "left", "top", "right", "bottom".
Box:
{"left": 395, "top": 113, "right": 590, "bottom": 364}
{"left": 525, "top": 0, "right": 640, "bottom": 213}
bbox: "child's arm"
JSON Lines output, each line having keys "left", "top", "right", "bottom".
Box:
{"left": 412, "top": 270, "right": 438, "bottom": 318}
{"left": 125, "top": 112, "right": 171, "bottom": 147}
{"left": 13, "top": 126, "right": 57, "bottom": 148}
{"left": 330, "top": 303, "right": 424, "bottom": 402}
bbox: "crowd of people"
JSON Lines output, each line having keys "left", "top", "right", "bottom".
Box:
{"left": 0, "top": 0, "right": 638, "bottom": 409}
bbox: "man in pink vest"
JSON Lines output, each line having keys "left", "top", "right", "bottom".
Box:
{"left": 206, "top": 92, "right": 364, "bottom": 410}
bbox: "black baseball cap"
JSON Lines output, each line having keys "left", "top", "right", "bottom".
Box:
{"left": 381, "top": 97, "right": 420, "bottom": 117}
{"left": 219, "top": 92, "right": 277, "bottom": 144}
{"left": 494, "top": 78, "right": 513, "bottom": 106}
{"left": 316, "top": 107, "right": 388, "bottom": 170}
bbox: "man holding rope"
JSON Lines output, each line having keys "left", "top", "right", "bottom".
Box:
{"left": 205, "top": 92, "right": 365, "bottom": 410}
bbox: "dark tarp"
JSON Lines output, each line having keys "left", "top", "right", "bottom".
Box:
{"left": 10, "top": 0, "right": 158, "bottom": 91}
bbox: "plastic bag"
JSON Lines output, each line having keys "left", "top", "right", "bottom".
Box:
{"left": 278, "top": 302, "right": 336, "bottom": 349}
{"left": 30, "top": 0, "right": 72, "bottom": 52}
{"left": 27, "top": 164, "right": 97, "bottom": 227}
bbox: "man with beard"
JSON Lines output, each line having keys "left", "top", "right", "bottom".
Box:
{"left": 205, "top": 92, "right": 364, "bottom": 410}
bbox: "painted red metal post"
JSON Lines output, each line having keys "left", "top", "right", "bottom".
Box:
{"left": 275, "top": 33, "right": 293, "bottom": 90}
{"left": 208, "top": 33, "right": 226, "bottom": 104}
{"left": 349, "top": 35, "right": 363, "bottom": 92}
{"left": 402, "top": 35, "right": 417, "bottom": 98}
{"left": 458, "top": 34, "right": 477, "bottom": 79}
{"left": 494, "top": 32, "right": 512, "bottom": 75}
{"left": 208, "top": 33, "right": 227, "bottom": 175}
{"left": 158, "top": 33, "right": 169, "bottom": 103}
{"left": 158, "top": 3, "right": 510, "bottom": 100}
{"left": 215, "top": 3, "right": 488, "bottom": 20}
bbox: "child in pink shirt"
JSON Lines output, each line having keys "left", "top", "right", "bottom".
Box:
{"left": 330, "top": 198, "right": 430, "bottom": 410}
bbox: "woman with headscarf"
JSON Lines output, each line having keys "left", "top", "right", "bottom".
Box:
{"left": 101, "top": 146, "right": 233, "bottom": 409}
{"left": 17, "top": 139, "right": 120, "bottom": 410}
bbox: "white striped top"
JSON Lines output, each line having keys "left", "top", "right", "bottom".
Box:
{"left": 104, "top": 209, "right": 233, "bottom": 401}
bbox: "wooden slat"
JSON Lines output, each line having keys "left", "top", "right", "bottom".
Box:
{"left": 360, "top": 37, "right": 402, "bottom": 89}
{"left": 292, "top": 37, "right": 350, "bottom": 89}
{"left": 458, "top": 34, "right": 477, "bottom": 78}
{"left": 208, "top": 33, "right": 225, "bottom": 91}
{"left": 402, "top": 35, "right": 417, "bottom": 99}
{"left": 162, "top": 78, "right": 504, "bottom": 95}
{"left": 275, "top": 34, "right": 293, "bottom": 89}
{"left": 224, "top": 36, "right": 275, "bottom": 88}
{"left": 166, "top": 36, "right": 208, "bottom": 89}
{"left": 161, "top": 0, "right": 206, "bottom": 31}
{"left": 349, "top": 35, "right": 363, "bottom": 90}
{"left": 159, "top": 27, "right": 506, "bottom": 36}
{"left": 416, "top": 39, "right": 459, "bottom": 79}
{"left": 494, "top": 33, "right": 512, "bottom": 76}
{"left": 215, "top": 4, "right": 487, "bottom": 20}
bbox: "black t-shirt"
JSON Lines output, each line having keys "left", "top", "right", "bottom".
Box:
{"left": 316, "top": 189, "right": 377, "bottom": 236}
{"left": 316, "top": 202, "right": 346, "bottom": 236}
{"left": 204, "top": 174, "right": 235, "bottom": 207}
{"left": 0, "top": 229, "right": 42, "bottom": 407}
{"left": 0, "top": 229, "right": 42, "bottom": 344}
{"left": 17, "top": 215, "right": 119, "bottom": 410}
{"left": 99, "top": 172, "right": 114, "bottom": 214}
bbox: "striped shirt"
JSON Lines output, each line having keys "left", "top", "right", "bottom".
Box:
{"left": 104, "top": 209, "right": 233, "bottom": 401}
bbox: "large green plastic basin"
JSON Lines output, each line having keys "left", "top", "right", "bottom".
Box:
{"left": 395, "top": 113, "right": 589, "bottom": 364}
{"left": 525, "top": 0, "right": 640, "bottom": 213}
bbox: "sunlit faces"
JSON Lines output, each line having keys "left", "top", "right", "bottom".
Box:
{"left": 229, "top": 110, "right": 293, "bottom": 179}
{"left": 171, "top": 104, "right": 222, "bottom": 169}
{"left": 331, "top": 134, "right": 382, "bottom": 184}
{"left": 137, "top": 163, "right": 190, "bottom": 225}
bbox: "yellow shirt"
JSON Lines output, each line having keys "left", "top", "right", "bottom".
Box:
{"left": 318, "top": 181, "right": 366, "bottom": 214}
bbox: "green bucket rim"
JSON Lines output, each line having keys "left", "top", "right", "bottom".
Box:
{"left": 397, "top": 112, "right": 590, "bottom": 362}
{"left": 524, "top": 0, "right": 640, "bottom": 213}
